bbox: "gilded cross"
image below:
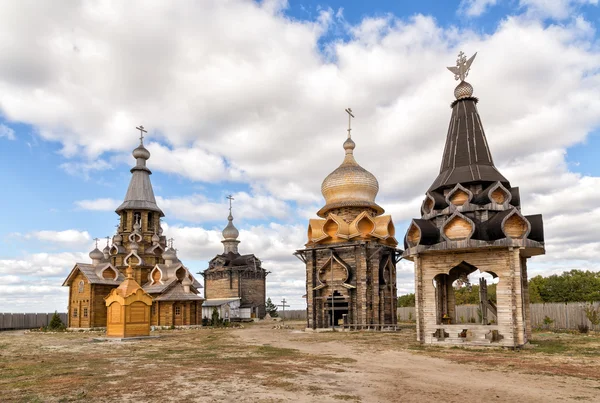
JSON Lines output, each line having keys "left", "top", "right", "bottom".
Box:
{"left": 344, "top": 108, "right": 354, "bottom": 139}
{"left": 136, "top": 125, "right": 147, "bottom": 145}
{"left": 447, "top": 51, "right": 477, "bottom": 82}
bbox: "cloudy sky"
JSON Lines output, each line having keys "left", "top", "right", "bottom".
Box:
{"left": 1, "top": 0, "right": 600, "bottom": 312}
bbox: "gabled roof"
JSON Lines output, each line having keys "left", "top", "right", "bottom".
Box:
{"left": 202, "top": 298, "right": 241, "bottom": 307}
{"left": 62, "top": 263, "right": 124, "bottom": 286}
{"left": 154, "top": 282, "right": 204, "bottom": 301}
{"left": 206, "top": 252, "right": 261, "bottom": 269}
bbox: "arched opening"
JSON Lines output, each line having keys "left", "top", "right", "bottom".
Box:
{"left": 451, "top": 270, "right": 499, "bottom": 325}
{"left": 325, "top": 290, "right": 348, "bottom": 328}
{"left": 435, "top": 262, "right": 500, "bottom": 326}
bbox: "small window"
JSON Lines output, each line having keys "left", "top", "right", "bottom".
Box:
{"left": 134, "top": 212, "right": 142, "bottom": 227}
{"left": 152, "top": 304, "right": 156, "bottom": 315}
{"left": 175, "top": 306, "right": 181, "bottom": 316}
{"left": 83, "top": 308, "right": 88, "bottom": 318}
{"left": 73, "top": 308, "right": 78, "bottom": 318}
{"left": 148, "top": 212, "right": 154, "bottom": 231}
{"left": 78, "top": 280, "right": 84, "bottom": 293}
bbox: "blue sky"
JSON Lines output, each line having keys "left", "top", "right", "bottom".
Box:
{"left": 1, "top": 0, "right": 600, "bottom": 312}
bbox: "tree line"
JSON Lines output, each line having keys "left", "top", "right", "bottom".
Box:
{"left": 397, "top": 270, "right": 600, "bottom": 307}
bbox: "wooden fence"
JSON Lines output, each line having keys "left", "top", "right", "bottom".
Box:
{"left": 278, "top": 309, "right": 307, "bottom": 320}
{"left": 0, "top": 313, "right": 68, "bottom": 331}
{"left": 398, "top": 302, "right": 600, "bottom": 331}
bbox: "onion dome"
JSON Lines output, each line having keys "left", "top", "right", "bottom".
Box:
{"left": 222, "top": 213, "right": 239, "bottom": 240}
{"left": 162, "top": 247, "right": 177, "bottom": 262}
{"left": 318, "top": 136, "right": 382, "bottom": 217}
{"left": 89, "top": 247, "right": 104, "bottom": 262}
{"left": 113, "top": 233, "right": 123, "bottom": 244}
{"left": 132, "top": 144, "right": 151, "bottom": 160}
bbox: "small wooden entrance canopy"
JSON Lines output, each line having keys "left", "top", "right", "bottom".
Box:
{"left": 105, "top": 266, "right": 153, "bottom": 338}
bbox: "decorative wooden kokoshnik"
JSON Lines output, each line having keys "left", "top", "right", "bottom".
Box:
{"left": 403, "top": 52, "right": 545, "bottom": 347}
{"left": 296, "top": 108, "right": 402, "bottom": 330}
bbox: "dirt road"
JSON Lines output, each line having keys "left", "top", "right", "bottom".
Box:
{"left": 237, "top": 323, "right": 600, "bottom": 402}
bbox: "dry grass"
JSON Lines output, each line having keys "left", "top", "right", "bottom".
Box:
{"left": 1, "top": 323, "right": 599, "bottom": 402}
{"left": 0, "top": 327, "right": 350, "bottom": 403}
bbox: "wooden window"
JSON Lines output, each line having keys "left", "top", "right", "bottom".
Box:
{"left": 83, "top": 308, "right": 88, "bottom": 318}
{"left": 73, "top": 308, "right": 78, "bottom": 318}
{"left": 152, "top": 304, "right": 156, "bottom": 315}
{"left": 78, "top": 280, "right": 84, "bottom": 293}
{"left": 175, "top": 306, "right": 181, "bottom": 316}
{"left": 148, "top": 212, "right": 154, "bottom": 231}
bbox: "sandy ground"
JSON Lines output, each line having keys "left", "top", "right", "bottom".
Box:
{"left": 1, "top": 322, "right": 599, "bottom": 402}
{"left": 235, "top": 322, "right": 600, "bottom": 403}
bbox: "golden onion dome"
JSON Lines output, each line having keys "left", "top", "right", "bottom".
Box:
{"left": 318, "top": 136, "right": 383, "bottom": 217}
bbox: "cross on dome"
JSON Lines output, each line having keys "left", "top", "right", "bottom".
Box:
{"left": 345, "top": 108, "right": 354, "bottom": 139}
{"left": 227, "top": 194, "right": 234, "bottom": 215}
{"left": 136, "top": 125, "right": 147, "bottom": 145}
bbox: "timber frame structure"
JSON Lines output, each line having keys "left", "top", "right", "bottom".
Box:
{"left": 296, "top": 242, "right": 401, "bottom": 329}
{"left": 403, "top": 52, "right": 545, "bottom": 347}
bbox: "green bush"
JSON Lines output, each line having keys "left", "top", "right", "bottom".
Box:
{"left": 47, "top": 311, "right": 65, "bottom": 331}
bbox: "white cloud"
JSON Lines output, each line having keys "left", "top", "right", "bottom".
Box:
{"left": 24, "top": 229, "right": 91, "bottom": 246}
{"left": 519, "top": 0, "right": 598, "bottom": 19}
{"left": 60, "top": 159, "right": 113, "bottom": 179}
{"left": 0, "top": 252, "right": 87, "bottom": 278}
{"left": 459, "top": 0, "right": 499, "bottom": 17}
{"left": 0, "top": 123, "right": 15, "bottom": 140}
{"left": 75, "top": 192, "right": 292, "bottom": 223}
{"left": 1, "top": 2, "right": 600, "bottom": 308}
{"left": 0, "top": 275, "right": 21, "bottom": 284}
{"left": 74, "top": 198, "right": 120, "bottom": 211}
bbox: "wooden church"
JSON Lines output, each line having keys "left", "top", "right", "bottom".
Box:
{"left": 62, "top": 128, "right": 204, "bottom": 329}
{"left": 296, "top": 111, "right": 401, "bottom": 329}
{"left": 403, "top": 53, "right": 545, "bottom": 347}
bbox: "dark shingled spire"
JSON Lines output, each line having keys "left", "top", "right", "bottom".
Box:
{"left": 428, "top": 97, "right": 509, "bottom": 192}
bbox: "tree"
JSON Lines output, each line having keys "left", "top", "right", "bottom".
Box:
{"left": 47, "top": 311, "right": 65, "bottom": 331}
{"left": 454, "top": 284, "right": 497, "bottom": 305}
{"left": 265, "top": 298, "right": 278, "bottom": 317}
{"left": 397, "top": 293, "right": 415, "bottom": 307}
{"left": 211, "top": 306, "right": 221, "bottom": 326}
{"left": 529, "top": 270, "right": 600, "bottom": 303}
